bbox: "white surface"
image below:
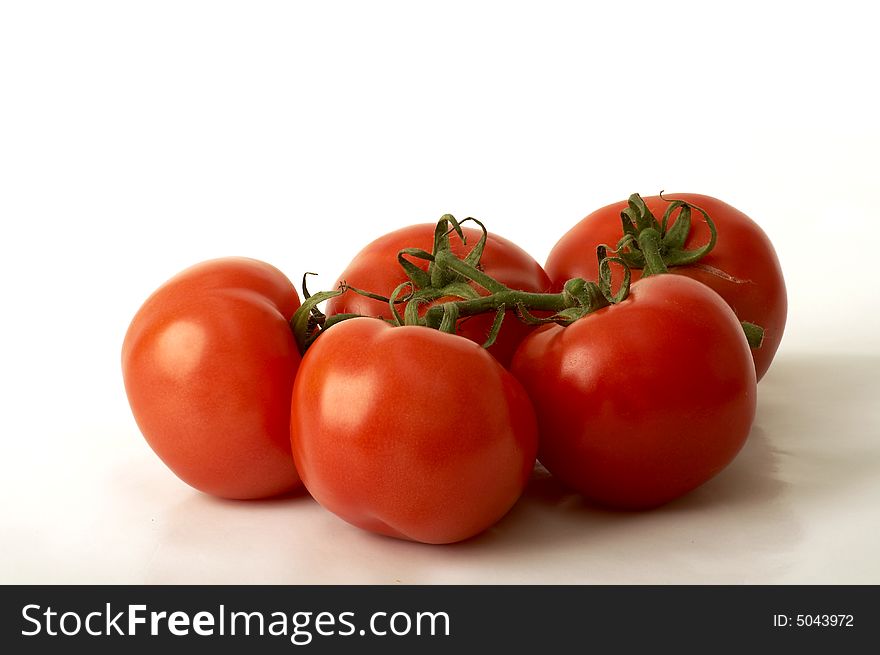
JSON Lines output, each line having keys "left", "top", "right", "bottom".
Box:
{"left": 2, "top": 1, "right": 879, "bottom": 584}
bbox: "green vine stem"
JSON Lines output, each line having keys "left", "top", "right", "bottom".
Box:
{"left": 357, "top": 242, "right": 631, "bottom": 347}
{"left": 290, "top": 206, "right": 764, "bottom": 352}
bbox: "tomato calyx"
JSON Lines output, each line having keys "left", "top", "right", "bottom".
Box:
{"left": 613, "top": 192, "right": 718, "bottom": 276}
{"left": 293, "top": 215, "right": 496, "bottom": 348}
{"left": 290, "top": 273, "right": 346, "bottom": 354}
{"left": 398, "top": 213, "right": 491, "bottom": 294}
{"left": 740, "top": 321, "right": 764, "bottom": 349}
{"left": 288, "top": 215, "right": 495, "bottom": 353}
{"left": 608, "top": 193, "right": 764, "bottom": 348}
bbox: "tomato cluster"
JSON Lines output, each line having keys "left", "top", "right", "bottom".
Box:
{"left": 122, "top": 193, "right": 786, "bottom": 543}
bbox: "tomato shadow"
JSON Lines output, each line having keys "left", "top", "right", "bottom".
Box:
{"left": 451, "top": 351, "right": 880, "bottom": 582}
{"left": 744, "top": 351, "right": 880, "bottom": 506}
{"left": 141, "top": 484, "right": 324, "bottom": 584}
{"left": 395, "top": 421, "right": 798, "bottom": 584}
{"left": 460, "top": 418, "right": 792, "bottom": 551}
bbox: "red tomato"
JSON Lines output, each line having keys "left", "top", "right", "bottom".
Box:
{"left": 545, "top": 193, "right": 786, "bottom": 380}
{"left": 122, "top": 258, "right": 302, "bottom": 499}
{"left": 511, "top": 275, "right": 757, "bottom": 509}
{"left": 326, "top": 224, "right": 551, "bottom": 367}
{"left": 290, "top": 318, "right": 538, "bottom": 544}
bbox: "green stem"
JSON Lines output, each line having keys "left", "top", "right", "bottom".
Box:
{"left": 637, "top": 228, "right": 669, "bottom": 276}
{"left": 741, "top": 321, "right": 765, "bottom": 349}
{"left": 289, "top": 205, "right": 771, "bottom": 357}
{"left": 433, "top": 250, "right": 508, "bottom": 294}
{"left": 422, "top": 287, "right": 578, "bottom": 326}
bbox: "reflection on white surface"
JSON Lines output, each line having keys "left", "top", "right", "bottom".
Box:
{"left": 2, "top": 351, "right": 879, "bottom": 584}
{"left": 139, "top": 426, "right": 796, "bottom": 585}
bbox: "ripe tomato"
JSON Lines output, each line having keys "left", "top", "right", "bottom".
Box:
{"left": 122, "top": 258, "right": 302, "bottom": 499}
{"left": 511, "top": 275, "right": 757, "bottom": 509}
{"left": 325, "top": 224, "right": 550, "bottom": 367}
{"left": 544, "top": 193, "right": 786, "bottom": 380}
{"left": 290, "top": 318, "right": 538, "bottom": 544}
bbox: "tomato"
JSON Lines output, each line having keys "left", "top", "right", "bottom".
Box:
{"left": 325, "top": 223, "right": 551, "bottom": 367}
{"left": 290, "top": 318, "right": 538, "bottom": 544}
{"left": 511, "top": 275, "right": 757, "bottom": 509}
{"left": 544, "top": 193, "right": 786, "bottom": 380}
{"left": 122, "top": 257, "right": 302, "bottom": 499}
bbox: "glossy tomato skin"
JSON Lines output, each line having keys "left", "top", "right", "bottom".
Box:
{"left": 122, "top": 257, "right": 302, "bottom": 499}
{"left": 545, "top": 194, "right": 786, "bottom": 380}
{"left": 326, "top": 224, "right": 551, "bottom": 368}
{"left": 511, "top": 275, "right": 757, "bottom": 510}
{"left": 291, "top": 318, "right": 538, "bottom": 544}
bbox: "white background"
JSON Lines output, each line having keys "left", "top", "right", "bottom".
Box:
{"left": 2, "top": 1, "right": 878, "bottom": 583}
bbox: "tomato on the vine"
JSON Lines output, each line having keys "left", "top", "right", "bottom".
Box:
{"left": 290, "top": 317, "right": 538, "bottom": 544}
{"left": 326, "top": 223, "right": 550, "bottom": 367}
{"left": 122, "top": 257, "right": 302, "bottom": 499}
{"left": 511, "top": 275, "right": 757, "bottom": 509}
{"left": 545, "top": 193, "right": 786, "bottom": 380}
